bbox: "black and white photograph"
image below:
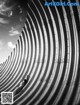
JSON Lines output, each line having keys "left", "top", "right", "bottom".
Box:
{"left": 0, "top": 0, "right": 80, "bottom": 105}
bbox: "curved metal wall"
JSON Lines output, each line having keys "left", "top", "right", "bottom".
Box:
{"left": 0, "top": 0, "right": 80, "bottom": 105}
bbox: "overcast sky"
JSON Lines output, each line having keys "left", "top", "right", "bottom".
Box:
{"left": 0, "top": 0, "right": 27, "bottom": 63}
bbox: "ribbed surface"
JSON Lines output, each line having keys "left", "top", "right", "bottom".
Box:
{"left": 0, "top": 0, "right": 80, "bottom": 105}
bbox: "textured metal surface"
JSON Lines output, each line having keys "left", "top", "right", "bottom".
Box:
{"left": 0, "top": 0, "right": 80, "bottom": 105}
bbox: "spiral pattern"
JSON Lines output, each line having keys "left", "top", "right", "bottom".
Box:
{"left": 0, "top": 0, "right": 80, "bottom": 105}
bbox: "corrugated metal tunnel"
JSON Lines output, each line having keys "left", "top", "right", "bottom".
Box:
{"left": 0, "top": 0, "right": 80, "bottom": 105}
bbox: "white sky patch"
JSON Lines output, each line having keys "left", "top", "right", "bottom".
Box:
{"left": 0, "top": 40, "right": 4, "bottom": 50}
{"left": 0, "top": 40, "right": 3, "bottom": 45}
{"left": 8, "top": 42, "right": 15, "bottom": 49}
{"left": 9, "top": 27, "right": 20, "bottom": 36}
{"left": 0, "top": 47, "right": 12, "bottom": 64}
{"left": 0, "top": 18, "right": 9, "bottom": 24}
{"left": 8, "top": 11, "right": 13, "bottom": 17}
